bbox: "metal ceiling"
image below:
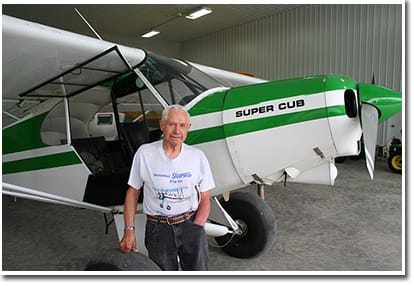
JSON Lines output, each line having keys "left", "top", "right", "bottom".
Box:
{"left": 2, "top": 4, "right": 302, "bottom": 43}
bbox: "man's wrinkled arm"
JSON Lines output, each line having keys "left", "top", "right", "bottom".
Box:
{"left": 193, "top": 190, "right": 210, "bottom": 226}
{"left": 119, "top": 186, "right": 140, "bottom": 253}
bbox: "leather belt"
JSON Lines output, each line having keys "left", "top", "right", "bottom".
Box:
{"left": 146, "top": 211, "right": 195, "bottom": 225}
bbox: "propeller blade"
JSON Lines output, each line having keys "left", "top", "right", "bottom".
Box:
{"left": 360, "top": 103, "right": 379, "bottom": 179}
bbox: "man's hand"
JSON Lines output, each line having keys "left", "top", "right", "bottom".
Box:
{"left": 193, "top": 190, "right": 211, "bottom": 226}
{"left": 120, "top": 186, "right": 140, "bottom": 253}
{"left": 119, "top": 230, "right": 138, "bottom": 253}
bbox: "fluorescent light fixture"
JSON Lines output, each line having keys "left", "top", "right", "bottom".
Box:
{"left": 185, "top": 7, "right": 212, "bottom": 20}
{"left": 141, "top": 30, "right": 160, "bottom": 38}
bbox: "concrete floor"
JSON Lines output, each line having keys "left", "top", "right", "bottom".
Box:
{"left": 2, "top": 158, "right": 403, "bottom": 272}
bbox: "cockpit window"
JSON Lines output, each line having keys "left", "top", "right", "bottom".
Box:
{"left": 139, "top": 53, "right": 224, "bottom": 105}
{"left": 112, "top": 52, "right": 224, "bottom": 106}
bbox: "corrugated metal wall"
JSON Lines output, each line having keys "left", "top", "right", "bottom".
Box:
{"left": 181, "top": 4, "right": 403, "bottom": 144}
{"left": 182, "top": 4, "right": 402, "bottom": 90}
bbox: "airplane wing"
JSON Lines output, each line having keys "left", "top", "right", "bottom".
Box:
{"left": 2, "top": 15, "right": 146, "bottom": 101}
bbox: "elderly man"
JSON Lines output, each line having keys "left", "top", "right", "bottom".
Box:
{"left": 119, "top": 104, "right": 215, "bottom": 271}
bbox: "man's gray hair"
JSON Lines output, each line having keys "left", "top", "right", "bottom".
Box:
{"left": 161, "top": 104, "right": 190, "bottom": 121}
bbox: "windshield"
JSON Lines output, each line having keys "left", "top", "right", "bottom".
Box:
{"left": 140, "top": 52, "right": 225, "bottom": 105}
{"left": 113, "top": 52, "right": 225, "bottom": 106}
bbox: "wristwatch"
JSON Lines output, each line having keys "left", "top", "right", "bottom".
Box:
{"left": 124, "top": 225, "right": 136, "bottom": 231}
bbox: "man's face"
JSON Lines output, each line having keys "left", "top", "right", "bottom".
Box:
{"left": 160, "top": 109, "right": 190, "bottom": 146}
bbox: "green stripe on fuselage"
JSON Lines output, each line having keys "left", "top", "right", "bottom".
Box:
{"left": 3, "top": 112, "right": 49, "bottom": 154}
{"left": 186, "top": 105, "right": 346, "bottom": 145}
{"left": 186, "top": 125, "right": 225, "bottom": 145}
{"left": 2, "top": 151, "right": 82, "bottom": 174}
{"left": 186, "top": 75, "right": 352, "bottom": 145}
{"left": 224, "top": 105, "right": 345, "bottom": 137}
{"left": 188, "top": 75, "right": 356, "bottom": 117}
{"left": 188, "top": 91, "right": 226, "bottom": 116}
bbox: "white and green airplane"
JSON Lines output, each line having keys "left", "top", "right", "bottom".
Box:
{"left": 2, "top": 15, "right": 402, "bottom": 269}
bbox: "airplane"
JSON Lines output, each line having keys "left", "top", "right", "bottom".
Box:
{"left": 2, "top": 14, "right": 402, "bottom": 270}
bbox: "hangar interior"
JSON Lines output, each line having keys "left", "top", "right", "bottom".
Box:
{"left": 2, "top": 3, "right": 404, "bottom": 272}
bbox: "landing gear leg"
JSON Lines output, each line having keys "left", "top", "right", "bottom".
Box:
{"left": 257, "top": 184, "right": 265, "bottom": 200}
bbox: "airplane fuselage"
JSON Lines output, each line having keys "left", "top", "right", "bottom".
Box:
{"left": 3, "top": 74, "right": 363, "bottom": 204}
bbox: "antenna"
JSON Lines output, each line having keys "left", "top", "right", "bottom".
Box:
{"left": 74, "top": 8, "right": 103, "bottom": 40}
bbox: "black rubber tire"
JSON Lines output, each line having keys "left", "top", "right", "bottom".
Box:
{"left": 388, "top": 153, "right": 402, "bottom": 174}
{"left": 85, "top": 248, "right": 161, "bottom": 271}
{"left": 215, "top": 191, "right": 277, "bottom": 259}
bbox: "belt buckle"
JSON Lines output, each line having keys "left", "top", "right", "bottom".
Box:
{"left": 165, "top": 212, "right": 192, "bottom": 225}
{"left": 184, "top": 212, "right": 191, "bottom": 221}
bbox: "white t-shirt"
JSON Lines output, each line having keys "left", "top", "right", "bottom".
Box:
{"left": 128, "top": 140, "right": 215, "bottom": 216}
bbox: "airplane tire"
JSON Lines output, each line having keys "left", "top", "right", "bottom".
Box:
{"left": 215, "top": 191, "right": 277, "bottom": 259}
{"left": 85, "top": 248, "right": 161, "bottom": 271}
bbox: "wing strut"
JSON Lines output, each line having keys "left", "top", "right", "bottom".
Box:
{"left": 3, "top": 182, "right": 116, "bottom": 213}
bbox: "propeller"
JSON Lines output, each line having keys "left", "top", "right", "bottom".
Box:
{"left": 357, "top": 82, "right": 402, "bottom": 179}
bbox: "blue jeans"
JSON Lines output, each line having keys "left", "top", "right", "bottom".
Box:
{"left": 144, "top": 216, "right": 209, "bottom": 271}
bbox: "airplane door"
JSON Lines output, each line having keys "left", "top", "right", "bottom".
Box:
{"left": 222, "top": 77, "right": 338, "bottom": 185}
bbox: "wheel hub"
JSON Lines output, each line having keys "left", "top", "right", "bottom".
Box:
{"left": 234, "top": 219, "right": 248, "bottom": 237}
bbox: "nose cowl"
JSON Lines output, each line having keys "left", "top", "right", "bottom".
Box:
{"left": 358, "top": 83, "right": 402, "bottom": 123}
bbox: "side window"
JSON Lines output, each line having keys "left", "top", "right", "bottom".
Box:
{"left": 72, "top": 87, "right": 113, "bottom": 140}
{"left": 40, "top": 87, "right": 114, "bottom": 145}
{"left": 115, "top": 89, "right": 164, "bottom": 131}
{"left": 40, "top": 99, "right": 67, "bottom": 146}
